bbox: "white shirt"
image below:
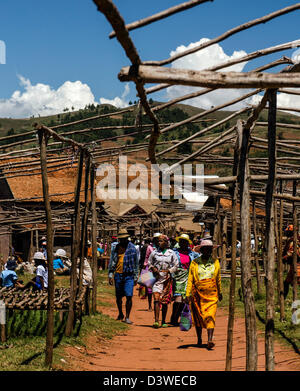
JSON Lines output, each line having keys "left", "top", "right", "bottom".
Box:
{"left": 36, "top": 265, "right": 48, "bottom": 288}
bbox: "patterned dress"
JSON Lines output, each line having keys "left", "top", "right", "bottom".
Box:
{"left": 148, "top": 248, "right": 179, "bottom": 304}
{"left": 172, "top": 248, "right": 199, "bottom": 298}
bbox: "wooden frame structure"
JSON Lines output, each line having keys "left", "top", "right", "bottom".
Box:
{"left": 0, "top": 0, "right": 300, "bottom": 371}
{"left": 94, "top": 0, "right": 300, "bottom": 371}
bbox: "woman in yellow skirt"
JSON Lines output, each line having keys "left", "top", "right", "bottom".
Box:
{"left": 186, "top": 239, "right": 222, "bottom": 350}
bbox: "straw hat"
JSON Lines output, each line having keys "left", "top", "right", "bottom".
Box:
{"left": 194, "top": 239, "right": 219, "bottom": 253}
{"left": 33, "top": 252, "right": 46, "bottom": 260}
{"left": 117, "top": 228, "right": 130, "bottom": 239}
{"left": 176, "top": 233, "right": 192, "bottom": 245}
{"left": 55, "top": 249, "right": 67, "bottom": 258}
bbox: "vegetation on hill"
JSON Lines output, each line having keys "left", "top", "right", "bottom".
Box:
{"left": 1, "top": 102, "right": 300, "bottom": 178}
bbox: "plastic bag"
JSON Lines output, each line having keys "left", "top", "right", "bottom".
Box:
{"left": 138, "top": 269, "right": 156, "bottom": 288}
{"left": 179, "top": 304, "right": 192, "bottom": 331}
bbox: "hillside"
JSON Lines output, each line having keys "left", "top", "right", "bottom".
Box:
{"left": 1, "top": 101, "right": 300, "bottom": 178}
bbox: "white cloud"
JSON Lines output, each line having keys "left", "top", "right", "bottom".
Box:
{"left": 166, "top": 38, "right": 253, "bottom": 111}
{"left": 252, "top": 90, "right": 300, "bottom": 117}
{"left": 99, "top": 83, "right": 130, "bottom": 108}
{"left": 0, "top": 76, "right": 131, "bottom": 118}
{"left": 166, "top": 39, "right": 300, "bottom": 115}
{"left": 0, "top": 76, "right": 98, "bottom": 118}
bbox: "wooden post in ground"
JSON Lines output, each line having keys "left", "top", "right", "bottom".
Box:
{"left": 278, "top": 180, "right": 285, "bottom": 321}
{"left": 91, "top": 163, "right": 98, "bottom": 314}
{"left": 38, "top": 129, "right": 54, "bottom": 368}
{"left": 213, "top": 197, "right": 220, "bottom": 259}
{"left": 35, "top": 227, "right": 39, "bottom": 252}
{"left": 79, "top": 154, "right": 91, "bottom": 293}
{"left": 265, "top": 88, "right": 277, "bottom": 371}
{"left": 151, "top": 212, "right": 154, "bottom": 236}
{"left": 260, "top": 221, "right": 266, "bottom": 276}
{"left": 28, "top": 230, "right": 34, "bottom": 263}
{"left": 252, "top": 198, "right": 262, "bottom": 295}
{"left": 225, "top": 127, "right": 240, "bottom": 371}
{"left": 236, "top": 119, "right": 258, "bottom": 371}
{"left": 65, "top": 149, "right": 84, "bottom": 337}
{"left": 292, "top": 180, "right": 298, "bottom": 303}
{"left": 221, "top": 213, "right": 228, "bottom": 271}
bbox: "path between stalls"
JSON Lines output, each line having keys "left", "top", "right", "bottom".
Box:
{"left": 65, "top": 288, "right": 300, "bottom": 371}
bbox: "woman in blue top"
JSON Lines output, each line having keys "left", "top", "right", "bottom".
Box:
{"left": 53, "top": 249, "right": 70, "bottom": 275}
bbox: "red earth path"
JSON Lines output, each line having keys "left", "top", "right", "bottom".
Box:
{"left": 64, "top": 288, "right": 300, "bottom": 371}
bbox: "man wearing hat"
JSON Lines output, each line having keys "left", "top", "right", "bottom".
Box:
{"left": 108, "top": 228, "right": 139, "bottom": 324}
{"left": 0, "top": 259, "right": 24, "bottom": 288}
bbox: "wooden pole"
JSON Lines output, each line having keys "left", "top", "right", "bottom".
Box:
{"left": 35, "top": 227, "right": 39, "bottom": 252}
{"left": 65, "top": 149, "right": 84, "bottom": 337}
{"left": 79, "top": 154, "right": 91, "bottom": 292}
{"left": 225, "top": 128, "right": 240, "bottom": 371}
{"left": 265, "top": 88, "right": 277, "bottom": 371}
{"left": 236, "top": 119, "right": 258, "bottom": 371}
{"left": 221, "top": 213, "right": 228, "bottom": 271}
{"left": 292, "top": 180, "right": 298, "bottom": 303}
{"left": 278, "top": 180, "right": 285, "bottom": 321}
{"left": 28, "top": 230, "right": 34, "bottom": 263}
{"left": 38, "top": 129, "right": 54, "bottom": 368}
{"left": 91, "top": 163, "right": 98, "bottom": 314}
{"left": 213, "top": 197, "right": 220, "bottom": 259}
{"left": 252, "top": 198, "right": 262, "bottom": 295}
{"left": 119, "top": 65, "right": 300, "bottom": 89}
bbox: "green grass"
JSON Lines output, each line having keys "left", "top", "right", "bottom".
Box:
{"left": 2, "top": 268, "right": 300, "bottom": 370}
{"left": 219, "top": 269, "right": 300, "bottom": 352}
{"left": 0, "top": 270, "right": 127, "bottom": 371}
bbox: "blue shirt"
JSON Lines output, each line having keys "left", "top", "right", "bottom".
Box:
{"left": 1, "top": 269, "right": 18, "bottom": 287}
{"left": 108, "top": 241, "right": 138, "bottom": 280}
{"left": 53, "top": 258, "right": 64, "bottom": 270}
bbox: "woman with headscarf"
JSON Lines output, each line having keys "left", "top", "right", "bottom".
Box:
{"left": 186, "top": 239, "right": 222, "bottom": 350}
{"left": 148, "top": 234, "right": 179, "bottom": 328}
{"left": 170, "top": 233, "right": 199, "bottom": 326}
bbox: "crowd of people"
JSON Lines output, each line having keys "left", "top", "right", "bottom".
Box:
{"left": 107, "top": 228, "right": 222, "bottom": 349}
{"left": 2, "top": 223, "right": 300, "bottom": 350}
{"left": 0, "top": 236, "right": 94, "bottom": 292}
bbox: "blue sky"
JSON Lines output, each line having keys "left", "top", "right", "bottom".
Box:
{"left": 0, "top": 0, "right": 299, "bottom": 118}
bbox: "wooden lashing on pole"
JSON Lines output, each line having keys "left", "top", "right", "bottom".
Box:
{"left": 38, "top": 129, "right": 54, "bottom": 368}
{"left": 91, "top": 163, "right": 98, "bottom": 314}
{"left": 236, "top": 118, "right": 258, "bottom": 371}
{"left": 65, "top": 149, "right": 84, "bottom": 337}
{"left": 252, "top": 197, "right": 262, "bottom": 295}
{"left": 265, "top": 88, "right": 277, "bottom": 371}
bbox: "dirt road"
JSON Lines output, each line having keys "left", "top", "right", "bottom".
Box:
{"left": 64, "top": 288, "right": 300, "bottom": 371}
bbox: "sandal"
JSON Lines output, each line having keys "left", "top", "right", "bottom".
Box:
{"left": 153, "top": 322, "right": 160, "bottom": 329}
{"left": 161, "top": 323, "right": 168, "bottom": 328}
{"left": 207, "top": 341, "right": 215, "bottom": 350}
